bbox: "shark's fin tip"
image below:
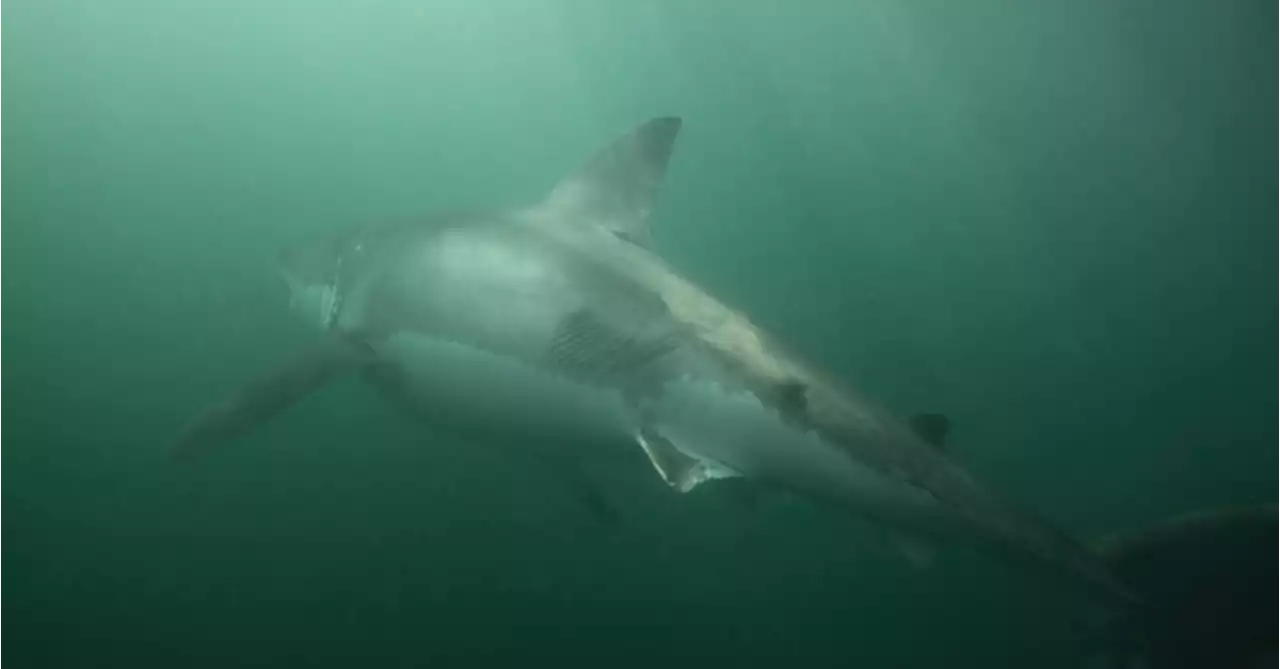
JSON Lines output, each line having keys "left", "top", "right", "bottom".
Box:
{"left": 543, "top": 116, "right": 683, "bottom": 247}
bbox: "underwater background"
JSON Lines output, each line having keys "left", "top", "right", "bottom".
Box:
{"left": 5, "top": 1, "right": 1274, "bottom": 667}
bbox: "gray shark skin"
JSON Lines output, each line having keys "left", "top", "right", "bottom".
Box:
{"left": 175, "top": 117, "right": 1137, "bottom": 606}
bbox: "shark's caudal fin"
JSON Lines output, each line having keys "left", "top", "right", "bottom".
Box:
{"left": 1078, "top": 504, "right": 1278, "bottom": 668}
{"left": 542, "top": 116, "right": 683, "bottom": 248}
{"left": 172, "top": 339, "right": 371, "bottom": 460}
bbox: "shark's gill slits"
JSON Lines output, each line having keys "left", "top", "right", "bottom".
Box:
{"left": 547, "top": 308, "right": 679, "bottom": 388}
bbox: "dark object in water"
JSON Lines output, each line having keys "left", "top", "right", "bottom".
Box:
{"left": 1085, "top": 504, "right": 1277, "bottom": 669}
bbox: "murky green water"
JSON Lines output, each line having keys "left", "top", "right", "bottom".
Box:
{"left": 5, "top": 1, "right": 1273, "bottom": 667}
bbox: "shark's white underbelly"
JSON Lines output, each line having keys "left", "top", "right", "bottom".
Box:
{"left": 374, "top": 332, "right": 639, "bottom": 455}
{"left": 374, "top": 333, "right": 937, "bottom": 523}
{"left": 649, "top": 377, "right": 939, "bottom": 517}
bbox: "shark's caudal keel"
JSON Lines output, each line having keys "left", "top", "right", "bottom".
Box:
{"left": 176, "top": 115, "right": 1140, "bottom": 607}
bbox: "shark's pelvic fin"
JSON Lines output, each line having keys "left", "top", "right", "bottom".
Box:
{"left": 558, "top": 461, "right": 625, "bottom": 529}
{"left": 636, "top": 427, "right": 739, "bottom": 493}
{"left": 171, "top": 338, "right": 370, "bottom": 460}
{"left": 543, "top": 116, "right": 683, "bottom": 248}
{"left": 908, "top": 413, "right": 951, "bottom": 452}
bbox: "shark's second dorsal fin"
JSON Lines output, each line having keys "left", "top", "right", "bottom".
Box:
{"left": 542, "top": 116, "right": 682, "bottom": 248}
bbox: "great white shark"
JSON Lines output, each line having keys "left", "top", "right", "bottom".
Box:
{"left": 174, "top": 116, "right": 1139, "bottom": 606}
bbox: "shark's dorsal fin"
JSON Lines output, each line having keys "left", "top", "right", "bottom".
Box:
{"left": 543, "top": 116, "right": 682, "bottom": 248}
{"left": 908, "top": 413, "right": 951, "bottom": 451}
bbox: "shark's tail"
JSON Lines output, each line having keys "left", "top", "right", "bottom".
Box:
{"left": 1076, "top": 504, "right": 1277, "bottom": 669}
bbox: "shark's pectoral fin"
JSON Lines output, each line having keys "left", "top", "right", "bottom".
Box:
{"left": 891, "top": 531, "right": 937, "bottom": 568}
{"left": 172, "top": 339, "right": 370, "bottom": 460}
{"left": 636, "top": 428, "right": 739, "bottom": 493}
{"left": 542, "top": 116, "right": 682, "bottom": 248}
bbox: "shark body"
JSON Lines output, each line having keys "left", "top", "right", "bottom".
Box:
{"left": 176, "top": 117, "right": 1135, "bottom": 605}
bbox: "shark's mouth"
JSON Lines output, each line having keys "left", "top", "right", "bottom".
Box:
{"left": 319, "top": 280, "right": 341, "bottom": 329}
{"left": 283, "top": 281, "right": 341, "bottom": 331}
